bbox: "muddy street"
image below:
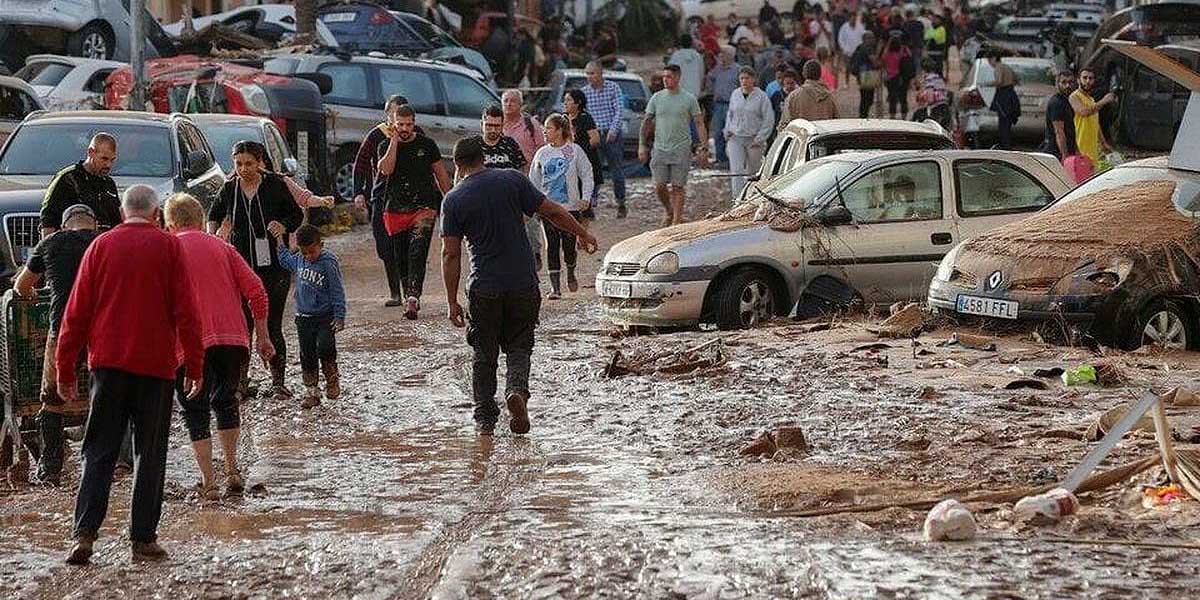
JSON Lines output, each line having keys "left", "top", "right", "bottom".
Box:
{"left": 3, "top": 173, "right": 1200, "bottom": 599}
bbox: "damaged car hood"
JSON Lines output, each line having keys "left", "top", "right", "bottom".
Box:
{"left": 606, "top": 214, "right": 760, "bottom": 265}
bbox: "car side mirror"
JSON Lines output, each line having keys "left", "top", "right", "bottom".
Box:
{"left": 185, "top": 150, "right": 212, "bottom": 179}
{"left": 282, "top": 157, "right": 300, "bottom": 176}
{"left": 818, "top": 205, "right": 853, "bottom": 226}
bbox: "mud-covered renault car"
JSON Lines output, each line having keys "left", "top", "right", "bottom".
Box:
{"left": 928, "top": 157, "right": 1200, "bottom": 349}
{"left": 597, "top": 149, "right": 1071, "bottom": 329}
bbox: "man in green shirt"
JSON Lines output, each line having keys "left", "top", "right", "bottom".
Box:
{"left": 639, "top": 64, "right": 709, "bottom": 227}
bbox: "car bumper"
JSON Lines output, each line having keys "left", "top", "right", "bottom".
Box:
{"left": 928, "top": 278, "right": 1100, "bottom": 322}
{"left": 595, "top": 276, "right": 710, "bottom": 327}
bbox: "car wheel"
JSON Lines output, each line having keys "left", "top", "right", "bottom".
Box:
{"left": 69, "top": 23, "right": 113, "bottom": 60}
{"left": 333, "top": 147, "right": 357, "bottom": 201}
{"left": 1137, "top": 299, "right": 1193, "bottom": 351}
{"left": 712, "top": 268, "right": 777, "bottom": 330}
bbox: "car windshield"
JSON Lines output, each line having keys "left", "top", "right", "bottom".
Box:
{"left": 756, "top": 159, "right": 858, "bottom": 210}
{"left": 1055, "top": 165, "right": 1200, "bottom": 218}
{"left": 0, "top": 123, "right": 174, "bottom": 178}
{"left": 319, "top": 5, "right": 427, "bottom": 53}
{"left": 975, "top": 60, "right": 1055, "bottom": 86}
{"left": 403, "top": 15, "right": 459, "bottom": 47}
{"left": 564, "top": 77, "right": 648, "bottom": 110}
{"left": 15, "top": 62, "right": 71, "bottom": 87}
{"left": 195, "top": 123, "right": 263, "bottom": 173}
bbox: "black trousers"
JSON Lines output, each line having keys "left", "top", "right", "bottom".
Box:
{"left": 997, "top": 113, "right": 1016, "bottom": 150}
{"left": 296, "top": 315, "right": 337, "bottom": 374}
{"left": 74, "top": 368, "right": 173, "bottom": 543}
{"left": 466, "top": 288, "right": 541, "bottom": 427}
{"left": 886, "top": 77, "right": 909, "bottom": 116}
{"left": 176, "top": 345, "right": 248, "bottom": 442}
{"left": 859, "top": 89, "right": 875, "bottom": 118}
{"left": 390, "top": 224, "right": 434, "bottom": 299}
{"left": 245, "top": 267, "right": 290, "bottom": 380}
{"left": 542, "top": 212, "right": 580, "bottom": 273}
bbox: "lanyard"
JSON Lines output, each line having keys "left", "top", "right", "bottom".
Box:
{"left": 234, "top": 178, "right": 270, "bottom": 265}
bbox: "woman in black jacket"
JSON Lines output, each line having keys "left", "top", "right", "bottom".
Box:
{"left": 207, "top": 140, "right": 304, "bottom": 400}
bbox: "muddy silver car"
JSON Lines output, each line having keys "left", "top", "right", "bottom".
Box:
{"left": 740, "top": 118, "right": 954, "bottom": 205}
{"left": 597, "top": 150, "right": 1072, "bottom": 329}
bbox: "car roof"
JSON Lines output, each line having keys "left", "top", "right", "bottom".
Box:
{"left": 782, "top": 118, "right": 948, "bottom": 138}
{"left": 24, "top": 54, "right": 126, "bottom": 68}
{"left": 185, "top": 113, "right": 273, "bottom": 127}
{"left": 0, "top": 75, "right": 43, "bottom": 99}
{"left": 556, "top": 69, "right": 646, "bottom": 83}
{"left": 819, "top": 149, "right": 1053, "bottom": 166}
{"left": 25, "top": 110, "right": 177, "bottom": 126}
{"left": 997, "top": 56, "right": 1056, "bottom": 66}
{"left": 283, "top": 52, "right": 483, "bottom": 79}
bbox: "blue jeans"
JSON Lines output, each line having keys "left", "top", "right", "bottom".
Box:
{"left": 599, "top": 131, "right": 627, "bottom": 205}
{"left": 711, "top": 101, "right": 729, "bottom": 164}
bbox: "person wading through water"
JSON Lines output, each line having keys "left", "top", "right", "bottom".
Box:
{"left": 207, "top": 141, "right": 304, "bottom": 402}
{"left": 441, "top": 137, "right": 597, "bottom": 435}
{"left": 376, "top": 104, "right": 453, "bottom": 320}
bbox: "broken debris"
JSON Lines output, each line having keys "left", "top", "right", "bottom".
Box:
{"left": 603, "top": 338, "right": 725, "bottom": 378}
{"left": 923, "top": 499, "right": 978, "bottom": 542}
{"left": 876, "top": 303, "right": 924, "bottom": 339}
{"left": 740, "top": 426, "right": 809, "bottom": 458}
{"left": 938, "top": 332, "right": 998, "bottom": 352}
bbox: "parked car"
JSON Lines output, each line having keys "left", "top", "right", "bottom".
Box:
{"left": 187, "top": 113, "right": 305, "bottom": 186}
{"left": 1084, "top": 40, "right": 1199, "bottom": 150}
{"left": 161, "top": 3, "right": 339, "bottom": 47}
{"left": 534, "top": 69, "right": 650, "bottom": 157}
{"left": 264, "top": 53, "right": 501, "bottom": 199}
{"left": 596, "top": 150, "right": 1073, "bottom": 329}
{"left": 929, "top": 40, "right": 1200, "bottom": 350}
{"left": 14, "top": 54, "right": 123, "bottom": 111}
{"left": 391, "top": 10, "right": 493, "bottom": 82}
{"left": 0, "top": 0, "right": 174, "bottom": 69}
{"left": 740, "top": 118, "right": 955, "bottom": 205}
{"left": 1042, "top": 3, "right": 1106, "bottom": 23}
{"left": 0, "top": 111, "right": 225, "bottom": 282}
{"left": 105, "top": 55, "right": 333, "bottom": 196}
{"left": 0, "top": 76, "right": 45, "bottom": 147}
{"left": 956, "top": 56, "right": 1056, "bottom": 145}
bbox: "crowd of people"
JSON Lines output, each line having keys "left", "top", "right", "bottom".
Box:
{"left": 12, "top": 102, "right": 599, "bottom": 564}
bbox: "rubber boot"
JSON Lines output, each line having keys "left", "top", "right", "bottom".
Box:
{"left": 548, "top": 272, "right": 562, "bottom": 299}
{"left": 384, "top": 259, "right": 403, "bottom": 307}
{"left": 300, "top": 371, "right": 321, "bottom": 409}
{"left": 321, "top": 360, "right": 340, "bottom": 400}
{"left": 271, "top": 357, "right": 291, "bottom": 400}
{"left": 35, "top": 410, "right": 64, "bottom": 485}
{"left": 567, "top": 266, "right": 579, "bottom": 293}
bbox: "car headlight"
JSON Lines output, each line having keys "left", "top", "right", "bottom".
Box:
{"left": 238, "top": 84, "right": 272, "bottom": 115}
{"left": 645, "top": 251, "right": 679, "bottom": 275}
{"left": 935, "top": 247, "right": 960, "bottom": 282}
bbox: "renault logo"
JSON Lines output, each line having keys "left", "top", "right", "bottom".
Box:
{"left": 986, "top": 270, "right": 1004, "bottom": 291}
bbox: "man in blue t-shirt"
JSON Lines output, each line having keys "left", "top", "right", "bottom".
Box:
{"left": 441, "top": 137, "right": 597, "bottom": 435}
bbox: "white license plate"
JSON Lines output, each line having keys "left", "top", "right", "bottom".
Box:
{"left": 956, "top": 295, "right": 1018, "bottom": 319}
{"left": 321, "top": 12, "right": 357, "bottom": 22}
{"left": 601, "top": 280, "right": 631, "bottom": 298}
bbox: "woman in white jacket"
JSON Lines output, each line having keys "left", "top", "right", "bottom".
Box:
{"left": 530, "top": 113, "right": 594, "bottom": 299}
{"left": 723, "top": 66, "right": 775, "bottom": 201}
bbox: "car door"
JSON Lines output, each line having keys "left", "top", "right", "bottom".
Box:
{"left": 177, "top": 121, "right": 223, "bottom": 205}
{"left": 814, "top": 159, "right": 959, "bottom": 302}
{"left": 316, "top": 61, "right": 380, "bottom": 150}
{"left": 0, "top": 84, "right": 41, "bottom": 148}
{"left": 1125, "top": 64, "right": 1176, "bottom": 149}
{"left": 950, "top": 158, "right": 1058, "bottom": 241}
{"left": 377, "top": 64, "right": 451, "bottom": 153}
{"left": 265, "top": 121, "right": 303, "bottom": 185}
{"left": 439, "top": 70, "right": 500, "bottom": 154}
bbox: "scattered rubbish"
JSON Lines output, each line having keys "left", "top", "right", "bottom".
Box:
{"left": 1061, "top": 365, "right": 1098, "bottom": 386}
{"left": 1142, "top": 484, "right": 1188, "bottom": 508}
{"left": 1084, "top": 402, "right": 1156, "bottom": 441}
{"left": 796, "top": 322, "right": 833, "bottom": 334}
{"left": 1006, "top": 366, "right": 1025, "bottom": 376}
{"left": 740, "top": 426, "right": 808, "bottom": 458}
{"left": 895, "top": 436, "right": 932, "bottom": 452}
{"left": 915, "top": 386, "right": 940, "bottom": 400}
{"left": 938, "top": 332, "right": 998, "bottom": 352}
{"left": 1031, "top": 467, "right": 1059, "bottom": 484}
{"left": 1013, "top": 488, "right": 1080, "bottom": 524}
{"left": 852, "top": 342, "right": 893, "bottom": 353}
{"left": 603, "top": 338, "right": 725, "bottom": 378}
{"left": 1093, "top": 361, "right": 1128, "bottom": 387}
{"left": 923, "top": 499, "right": 977, "bottom": 542}
{"left": 876, "top": 303, "right": 924, "bottom": 339}
{"left": 1164, "top": 387, "right": 1200, "bottom": 407}
{"left": 1004, "top": 379, "right": 1049, "bottom": 391}
{"left": 1032, "top": 367, "right": 1065, "bottom": 379}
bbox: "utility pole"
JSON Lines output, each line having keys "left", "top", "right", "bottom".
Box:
{"left": 130, "top": 0, "right": 146, "bottom": 111}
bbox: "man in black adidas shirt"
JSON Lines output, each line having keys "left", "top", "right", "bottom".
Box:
{"left": 468, "top": 105, "right": 527, "bottom": 173}
{"left": 40, "top": 133, "right": 121, "bottom": 237}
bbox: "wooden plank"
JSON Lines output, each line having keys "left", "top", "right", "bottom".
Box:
{"left": 1102, "top": 40, "right": 1200, "bottom": 92}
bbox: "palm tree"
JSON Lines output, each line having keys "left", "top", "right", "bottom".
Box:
{"left": 296, "top": 0, "right": 318, "bottom": 42}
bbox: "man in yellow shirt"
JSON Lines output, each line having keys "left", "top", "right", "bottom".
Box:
{"left": 1069, "top": 67, "right": 1117, "bottom": 166}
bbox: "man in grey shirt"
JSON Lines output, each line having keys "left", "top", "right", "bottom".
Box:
{"left": 705, "top": 46, "right": 741, "bottom": 167}
{"left": 639, "top": 64, "right": 708, "bottom": 227}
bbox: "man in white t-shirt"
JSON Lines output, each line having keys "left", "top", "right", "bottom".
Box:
{"left": 668, "top": 33, "right": 705, "bottom": 98}
{"left": 810, "top": 6, "right": 834, "bottom": 51}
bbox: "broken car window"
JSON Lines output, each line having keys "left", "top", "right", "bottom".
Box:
{"left": 954, "top": 160, "right": 1054, "bottom": 217}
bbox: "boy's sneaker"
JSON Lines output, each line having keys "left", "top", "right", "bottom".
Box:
{"left": 506, "top": 391, "right": 531, "bottom": 435}
{"left": 322, "top": 362, "right": 341, "bottom": 400}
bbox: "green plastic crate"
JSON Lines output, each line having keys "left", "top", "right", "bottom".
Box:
{"left": 1, "top": 289, "right": 89, "bottom": 417}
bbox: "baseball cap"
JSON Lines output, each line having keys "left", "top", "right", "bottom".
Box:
{"left": 62, "top": 204, "right": 96, "bottom": 222}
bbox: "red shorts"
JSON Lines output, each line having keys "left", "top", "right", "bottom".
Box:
{"left": 383, "top": 208, "right": 438, "bottom": 236}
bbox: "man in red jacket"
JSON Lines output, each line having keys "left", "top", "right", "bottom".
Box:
{"left": 56, "top": 184, "right": 204, "bottom": 565}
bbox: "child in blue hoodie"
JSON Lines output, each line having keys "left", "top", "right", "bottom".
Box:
{"left": 276, "top": 224, "right": 346, "bottom": 408}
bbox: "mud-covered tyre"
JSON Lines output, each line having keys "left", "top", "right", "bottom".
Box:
{"left": 68, "top": 23, "right": 113, "bottom": 61}
{"left": 1135, "top": 299, "right": 1194, "bottom": 351}
{"left": 712, "top": 268, "right": 776, "bottom": 331}
{"left": 333, "top": 146, "right": 358, "bottom": 201}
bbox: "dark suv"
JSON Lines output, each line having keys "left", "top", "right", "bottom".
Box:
{"left": 0, "top": 110, "right": 225, "bottom": 283}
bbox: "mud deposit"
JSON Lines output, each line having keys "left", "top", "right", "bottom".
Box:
{"left": 3, "top": 173, "right": 1200, "bottom": 598}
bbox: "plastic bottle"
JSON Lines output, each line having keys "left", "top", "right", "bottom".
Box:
{"left": 1013, "top": 488, "right": 1079, "bottom": 522}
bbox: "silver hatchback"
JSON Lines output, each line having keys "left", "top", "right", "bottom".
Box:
{"left": 596, "top": 150, "right": 1073, "bottom": 329}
